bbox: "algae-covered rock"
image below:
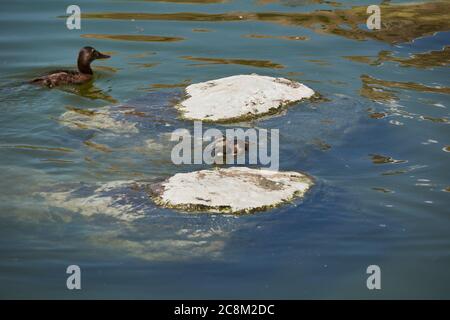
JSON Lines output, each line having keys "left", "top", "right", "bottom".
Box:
{"left": 152, "top": 167, "right": 314, "bottom": 213}
{"left": 58, "top": 91, "right": 182, "bottom": 134}
{"left": 176, "top": 74, "right": 315, "bottom": 122}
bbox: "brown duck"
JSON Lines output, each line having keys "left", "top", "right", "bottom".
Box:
{"left": 31, "top": 47, "right": 110, "bottom": 87}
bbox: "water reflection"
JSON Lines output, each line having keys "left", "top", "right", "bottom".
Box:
{"left": 81, "top": 2, "right": 450, "bottom": 44}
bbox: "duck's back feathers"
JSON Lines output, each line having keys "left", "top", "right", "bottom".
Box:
{"left": 31, "top": 70, "right": 92, "bottom": 87}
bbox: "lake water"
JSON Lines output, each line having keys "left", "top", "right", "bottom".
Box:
{"left": 0, "top": 0, "right": 449, "bottom": 299}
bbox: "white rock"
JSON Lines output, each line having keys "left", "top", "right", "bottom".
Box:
{"left": 176, "top": 74, "right": 315, "bottom": 122}
{"left": 152, "top": 167, "right": 314, "bottom": 213}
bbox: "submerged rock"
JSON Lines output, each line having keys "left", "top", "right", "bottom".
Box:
{"left": 152, "top": 167, "right": 314, "bottom": 214}
{"left": 58, "top": 91, "right": 182, "bottom": 134}
{"left": 38, "top": 181, "right": 150, "bottom": 221}
{"left": 60, "top": 106, "right": 139, "bottom": 133}
{"left": 36, "top": 180, "right": 239, "bottom": 261}
{"left": 176, "top": 74, "right": 315, "bottom": 122}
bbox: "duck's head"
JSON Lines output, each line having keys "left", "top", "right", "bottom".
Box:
{"left": 77, "top": 46, "right": 110, "bottom": 74}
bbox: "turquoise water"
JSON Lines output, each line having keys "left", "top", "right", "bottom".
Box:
{"left": 0, "top": 0, "right": 449, "bottom": 299}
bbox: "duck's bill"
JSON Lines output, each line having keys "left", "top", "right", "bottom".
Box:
{"left": 97, "top": 52, "right": 111, "bottom": 59}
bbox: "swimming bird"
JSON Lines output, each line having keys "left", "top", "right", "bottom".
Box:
{"left": 31, "top": 46, "right": 110, "bottom": 87}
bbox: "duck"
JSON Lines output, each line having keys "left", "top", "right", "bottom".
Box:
{"left": 31, "top": 46, "right": 110, "bottom": 87}
{"left": 212, "top": 135, "right": 250, "bottom": 161}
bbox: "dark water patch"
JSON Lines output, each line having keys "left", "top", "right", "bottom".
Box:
{"left": 0, "top": 145, "right": 74, "bottom": 154}
{"left": 59, "top": 82, "right": 117, "bottom": 103}
{"left": 94, "top": 65, "right": 121, "bottom": 73}
{"left": 40, "top": 159, "right": 75, "bottom": 164}
{"left": 244, "top": 34, "right": 308, "bottom": 41}
{"left": 305, "top": 59, "right": 330, "bottom": 66}
{"left": 128, "top": 52, "right": 156, "bottom": 59}
{"left": 372, "top": 187, "right": 392, "bottom": 193}
{"left": 192, "top": 28, "right": 212, "bottom": 32}
{"left": 181, "top": 56, "right": 284, "bottom": 68}
{"left": 81, "top": 34, "right": 184, "bottom": 42}
{"left": 311, "top": 138, "right": 331, "bottom": 151}
{"left": 128, "top": 62, "right": 159, "bottom": 68}
{"left": 83, "top": 140, "right": 113, "bottom": 153}
{"left": 381, "top": 170, "right": 407, "bottom": 176}
{"left": 150, "top": 81, "right": 191, "bottom": 89}
{"left": 81, "top": 12, "right": 249, "bottom": 22}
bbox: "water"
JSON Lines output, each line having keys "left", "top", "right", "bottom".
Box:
{"left": 0, "top": 0, "right": 449, "bottom": 299}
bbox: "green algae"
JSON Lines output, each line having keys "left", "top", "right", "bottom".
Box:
{"left": 369, "top": 112, "right": 387, "bottom": 120}
{"left": 151, "top": 81, "right": 191, "bottom": 89}
{"left": 345, "top": 46, "right": 450, "bottom": 69}
{"left": 129, "top": 62, "right": 159, "bottom": 68}
{"left": 0, "top": 145, "right": 74, "bottom": 153}
{"left": 343, "top": 55, "right": 375, "bottom": 64}
{"left": 83, "top": 140, "right": 113, "bottom": 153}
{"left": 421, "top": 116, "right": 449, "bottom": 124}
{"left": 360, "top": 74, "right": 450, "bottom": 102}
{"left": 192, "top": 28, "right": 213, "bottom": 32}
{"left": 370, "top": 154, "right": 406, "bottom": 165}
{"left": 360, "top": 75, "right": 397, "bottom": 102}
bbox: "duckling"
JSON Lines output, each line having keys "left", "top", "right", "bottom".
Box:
{"left": 212, "top": 135, "right": 250, "bottom": 162}
{"left": 31, "top": 46, "right": 110, "bottom": 87}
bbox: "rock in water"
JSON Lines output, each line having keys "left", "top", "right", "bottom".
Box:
{"left": 176, "top": 74, "right": 315, "bottom": 122}
{"left": 151, "top": 167, "right": 314, "bottom": 214}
